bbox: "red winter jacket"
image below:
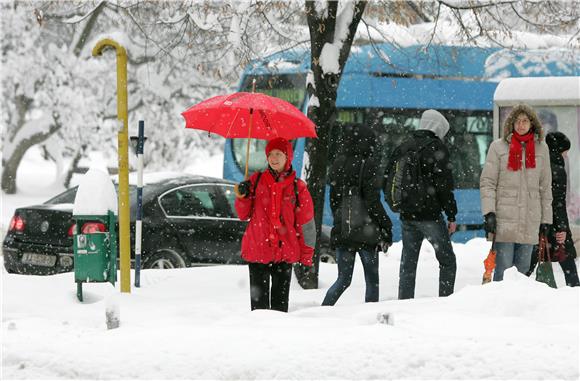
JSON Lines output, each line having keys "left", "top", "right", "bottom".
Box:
{"left": 235, "top": 169, "right": 315, "bottom": 265}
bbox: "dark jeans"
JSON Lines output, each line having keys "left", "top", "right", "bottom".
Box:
{"left": 527, "top": 245, "right": 580, "bottom": 287}
{"left": 399, "top": 219, "right": 456, "bottom": 299}
{"left": 322, "top": 248, "right": 379, "bottom": 306}
{"left": 248, "top": 262, "right": 293, "bottom": 312}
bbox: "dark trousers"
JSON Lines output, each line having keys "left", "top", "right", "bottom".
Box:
{"left": 527, "top": 244, "right": 580, "bottom": 287}
{"left": 321, "top": 248, "right": 379, "bottom": 306}
{"left": 248, "top": 262, "right": 292, "bottom": 312}
{"left": 399, "top": 219, "right": 456, "bottom": 299}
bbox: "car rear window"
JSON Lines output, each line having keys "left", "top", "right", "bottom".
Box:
{"left": 45, "top": 185, "right": 137, "bottom": 205}
{"left": 45, "top": 187, "right": 79, "bottom": 205}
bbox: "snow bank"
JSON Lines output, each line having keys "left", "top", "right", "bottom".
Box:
{"left": 2, "top": 240, "right": 578, "bottom": 380}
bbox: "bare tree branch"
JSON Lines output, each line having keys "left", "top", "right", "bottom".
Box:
{"left": 438, "top": 0, "right": 518, "bottom": 11}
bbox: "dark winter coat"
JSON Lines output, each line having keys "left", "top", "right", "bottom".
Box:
{"left": 546, "top": 132, "right": 577, "bottom": 259}
{"left": 329, "top": 124, "right": 392, "bottom": 252}
{"left": 394, "top": 130, "right": 458, "bottom": 222}
{"left": 235, "top": 168, "right": 315, "bottom": 265}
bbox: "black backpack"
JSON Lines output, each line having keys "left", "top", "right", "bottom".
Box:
{"left": 340, "top": 160, "right": 380, "bottom": 245}
{"left": 383, "top": 138, "right": 430, "bottom": 213}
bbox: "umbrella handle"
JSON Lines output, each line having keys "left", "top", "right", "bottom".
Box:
{"left": 234, "top": 108, "right": 254, "bottom": 199}
{"left": 243, "top": 79, "right": 255, "bottom": 180}
{"left": 243, "top": 108, "right": 254, "bottom": 180}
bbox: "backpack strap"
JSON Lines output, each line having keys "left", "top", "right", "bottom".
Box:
{"left": 294, "top": 178, "right": 299, "bottom": 209}
{"left": 401, "top": 137, "right": 430, "bottom": 155}
{"left": 248, "top": 171, "right": 263, "bottom": 218}
{"left": 357, "top": 159, "right": 366, "bottom": 191}
{"left": 293, "top": 177, "right": 300, "bottom": 231}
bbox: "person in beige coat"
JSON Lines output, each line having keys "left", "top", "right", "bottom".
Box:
{"left": 480, "top": 104, "right": 553, "bottom": 281}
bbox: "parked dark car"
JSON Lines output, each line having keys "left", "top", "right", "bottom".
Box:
{"left": 3, "top": 174, "right": 251, "bottom": 274}
{"left": 3, "top": 174, "right": 334, "bottom": 275}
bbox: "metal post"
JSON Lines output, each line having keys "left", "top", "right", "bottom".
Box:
{"left": 135, "top": 121, "right": 145, "bottom": 287}
{"left": 92, "top": 39, "right": 131, "bottom": 293}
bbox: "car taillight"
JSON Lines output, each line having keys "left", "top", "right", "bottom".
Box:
{"left": 68, "top": 224, "right": 76, "bottom": 237}
{"left": 81, "top": 222, "right": 107, "bottom": 234}
{"left": 8, "top": 215, "right": 25, "bottom": 232}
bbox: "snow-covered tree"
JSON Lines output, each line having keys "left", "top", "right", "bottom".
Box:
{"left": 1, "top": 0, "right": 309, "bottom": 193}
{"left": 1, "top": 1, "right": 110, "bottom": 193}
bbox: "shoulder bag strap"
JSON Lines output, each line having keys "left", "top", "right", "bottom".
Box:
{"left": 357, "top": 159, "right": 366, "bottom": 191}
{"left": 253, "top": 171, "right": 263, "bottom": 195}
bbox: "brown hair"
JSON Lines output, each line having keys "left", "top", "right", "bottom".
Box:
{"left": 503, "top": 104, "right": 544, "bottom": 142}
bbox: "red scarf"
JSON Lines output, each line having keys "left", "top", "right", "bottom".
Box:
{"left": 262, "top": 169, "right": 296, "bottom": 242}
{"left": 508, "top": 133, "right": 535, "bottom": 171}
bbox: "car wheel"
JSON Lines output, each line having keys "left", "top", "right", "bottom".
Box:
{"left": 4, "top": 264, "right": 16, "bottom": 274}
{"left": 144, "top": 249, "right": 186, "bottom": 269}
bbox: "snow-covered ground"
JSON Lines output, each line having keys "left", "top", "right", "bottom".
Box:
{"left": 2, "top": 148, "right": 579, "bottom": 380}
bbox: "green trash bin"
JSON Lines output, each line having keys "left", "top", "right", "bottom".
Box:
{"left": 73, "top": 210, "right": 117, "bottom": 301}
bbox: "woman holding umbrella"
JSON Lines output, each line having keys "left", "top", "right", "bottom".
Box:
{"left": 235, "top": 137, "right": 316, "bottom": 312}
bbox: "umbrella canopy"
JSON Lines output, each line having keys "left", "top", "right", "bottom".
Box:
{"left": 181, "top": 92, "right": 317, "bottom": 140}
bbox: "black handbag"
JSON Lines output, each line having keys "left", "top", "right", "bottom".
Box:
{"left": 340, "top": 160, "right": 380, "bottom": 245}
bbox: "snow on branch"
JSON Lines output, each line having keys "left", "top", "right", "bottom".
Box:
{"left": 3, "top": 117, "right": 57, "bottom": 161}
{"left": 439, "top": 0, "right": 518, "bottom": 10}
{"left": 187, "top": 11, "right": 222, "bottom": 32}
{"left": 61, "top": 1, "right": 106, "bottom": 24}
{"left": 318, "top": 1, "right": 359, "bottom": 75}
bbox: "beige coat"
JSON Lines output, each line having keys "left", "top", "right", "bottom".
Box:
{"left": 480, "top": 135, "right": 552, "bottom": 244}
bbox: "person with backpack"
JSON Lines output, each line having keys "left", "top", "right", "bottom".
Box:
{"left": 480, "top": 104, "right": 552, "bottom": 281}
{"left": 385, "top": 109, "right": 458, "bottom": 300}
{"left": 322, "top": 124, "right": 392, "bottom": 306}
{"left": 526, "top": 132, "right": 578, "bottom": 286}
{"left": 235, "top": 137, "right": 316, "bottom": 312}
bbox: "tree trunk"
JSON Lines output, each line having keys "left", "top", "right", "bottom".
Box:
{"left": 1, "top": 4, "right": 104, "bottom": 195}
{"left": 1, "top": 115, "right": 62, "bottom": 194}
{"left": 295, "top": 1, "right": 366, "bottom": 289}
{"left": 63, "top": 144, "right": 87, "bottom": 188}
{"left": 2, "top": 94, "right": 32, "bottom": 194}
{"left": 72, "top": 1, "right": 106, "bottom": 57}
{"left": 295, "top": 102, "right": 336, "bottom": 289}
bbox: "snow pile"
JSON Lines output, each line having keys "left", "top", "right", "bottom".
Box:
{"left": 72, "top": 168, "right": 118, "bottom": 216}
{"left": 2, "top": 240, "right": 578, "bottom": 380}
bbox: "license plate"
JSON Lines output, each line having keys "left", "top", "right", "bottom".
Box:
{"left": 21, "top": 253, "right": 57, "bottom": 267}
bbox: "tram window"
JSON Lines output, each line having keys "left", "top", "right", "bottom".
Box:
{"left": 446, "top": 113, "right": 492, "bottom": 189}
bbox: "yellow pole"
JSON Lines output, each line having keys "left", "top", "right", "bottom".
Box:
{"left": 92, "top": 39, "right": 131, "bottom": 293}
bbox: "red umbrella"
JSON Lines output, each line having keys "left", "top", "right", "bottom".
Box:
{"left": 182, "top": 91, "right": 317, "bottom": 179}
